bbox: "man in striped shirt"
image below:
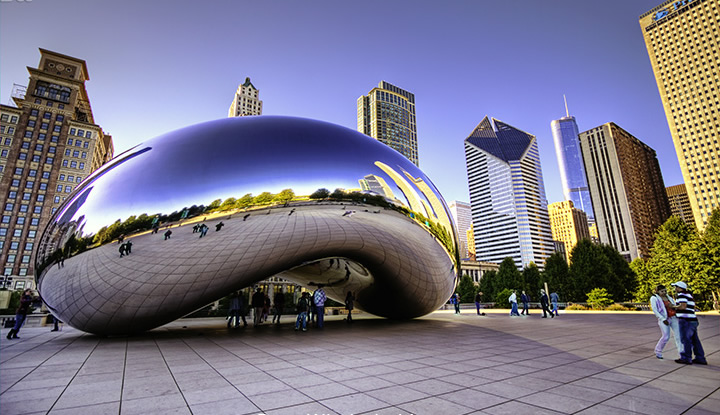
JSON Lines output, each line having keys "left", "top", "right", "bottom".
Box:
{"left": 672, "top": 281, "right": 707, "bottom": 365}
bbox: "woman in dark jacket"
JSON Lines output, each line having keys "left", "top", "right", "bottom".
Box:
{"left": 7, "top": 289, "right": 35, "bottom": 340}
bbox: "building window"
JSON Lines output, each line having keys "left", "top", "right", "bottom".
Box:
{"left": 24, "top": 181, "right": 34, "bottom": 189}
{"left": 18, "top": 153, "right": 27, "bottom": 160}
{"left": 1, "top": 216, "right": 10, "bottom": 224}
{"left": 37, "top": 194, "right": 44, "bottom": 202}
{"left": 45, "top": 157, "right": 53, "bottom": 165}
{"left": 67, "top": 138, "right": 73, "bottom": 145}
{"left": 76, "top": 177, "right": 82, "bottom": 183}
{"left": 77, "top": 129, "right": 84, "bottom": 137}
{"left": 65, "top": 149, "right": 71, "bottom": 156}
{"left": 19, "top": 204, "right": 28, "bottom": 212}
{"left": 41, "top": 171, "right": 49, "bottom": 179}
{"left": 16, "top": 217, "right": 24, "bottom": 225}
{"left": 40, "top": 123, "right": 48, "bottom": 130}
{"left": 1, "top": 149, "right": 8, "bottom": 157}
{"left": 8, "top": 191, "right": 16, "bottom": 199}
{"left": 24, "top": 242, "right": 33, "bottom": 251}
{"left": 13, "top": 229, "right": 22, "bottom": 237}
{"left": 56, "top": 115, "right": 64, "bottom": 122}
{"left": 30, "top": 109, "right": 38, "bottom": 116}
{"left": 4, "top": 203, "right": 12, "bottom": 211}
{"left": 59, "top": 174, "right": 65, "bottom": 181}
{"left": 65, "top": 186, "right": 72, "bottom": 193}
{"left": 32, "top": 155, "right": 40, "bottom": 163}
{"left": 28, "top": 169, "right": 36, "bottom": 177}
{"left": 56, "top": 185, "right": 63, "bottom": 192}
{"left": 35, "top": 144, "right": 43, "bottom": 152}
{"left": 53, "top": 125, "right": 61, "bottom": 133}
{"left": 7, "top": 255, "right": 16, "bottom": 263}
{"left": 70, "top": 128, "right": 76, "bottom": 136}
{"left": 38, "top": 133, "right": 46, "bottom": 141}
{"left": 27, "top": 230, "right": 36, "bottom": 238}
{"left": 11, "top": 179, "right": 20, "bottom": 187}
{"left": 53, "top": 196, "right": 60, "bottom": 203}
{"left": 70, "top": 161, "right": 77, "bottom": 168}
{"left": 79, "top": 162, "right": 85, "bottom": 170}
{"left": 81, "top": 152, "right": 87, "bottom": 159}
{"left": 62, "top": 160, "right": 68, "bottom": 167}
{"left": 17, "top": 270, "right": 27, "bottom": 277}
{"left": 51, "top": 135, "right": 58, "bottom": 143}
{"left": 30, "top": 218, "right": 39, "bottom": 226}
{"left": 21, "top": 256, "right": 30, "bottom": 264}
{"left": 73, "top": 150, "right": 79, "bottom": 158}
{"left": 83, "top": 141, "right": 89, "bottom": 149}
{"left": 33, "top": 206, "right": 41, "bottom": 214}
{"left": 85, "top": 131, "right": 91, "bottom": 138}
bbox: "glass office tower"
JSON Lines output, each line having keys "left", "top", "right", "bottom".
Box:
{"left": 551, "top": 115, "right": 595, "bottom": 222}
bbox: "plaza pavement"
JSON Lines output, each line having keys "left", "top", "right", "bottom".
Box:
{"left": 1, "top": 310, "right": 718, "bottom": 415}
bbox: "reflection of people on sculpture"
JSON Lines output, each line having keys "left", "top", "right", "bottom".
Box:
{"left": 192, "top": 224, "right": 199, "bottom": 233}
{"left": 151, "top": 222, "right": 159, "bottom": 234}
{"left": 215, "top": 222, "right": 224, "bottom": 232}
{"left": 164, "top": 230, "right": 172, "bottom": 240}
{"left": 119, "top": 243, "right": 126, "bottom": 257}
{"left": 345, "top": 291, "right": 355, "bottom": 323}
{"left": 125, "top": 240, "right": 132, "bottom": 254}
{"left": 288, "top": 208, "right": 295, "bottom": 216}
{"left": 243, "top": 214, "right": 251, "bottom": 221}
{"left": 117, "top": 234, "right": 124, "bottom": 244}
{"left": 251, "top": 288, "right": 265, "bottom": 327}
{"left": 198, "top": 224, "right": 209, "bottom": 238}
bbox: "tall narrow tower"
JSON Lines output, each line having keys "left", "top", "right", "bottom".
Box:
{"left": 550, "top": 100, "right": 595, "bottom": 222}
{"left": 464, "top": 117, "right": 554, "bottom": 269}
{"left": 228, "top": 77, "right": 262, "bottom": 117}
{"left": 640, "top": 0, "right": 720, "bottom": 229}
{"left": 357, "top": 81, "right": 418, "bottom": 166}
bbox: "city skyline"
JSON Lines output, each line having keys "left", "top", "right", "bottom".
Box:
{"left": 1, "top": 0, "right": 682, "bottom": 206}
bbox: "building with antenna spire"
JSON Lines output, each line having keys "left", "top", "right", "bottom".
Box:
{"left": 551, "top": 98, "right": 596, "bottom": 227}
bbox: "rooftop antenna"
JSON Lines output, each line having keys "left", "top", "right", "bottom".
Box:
{"left": 563, "top": 94, "right": 569, "bottom": 117}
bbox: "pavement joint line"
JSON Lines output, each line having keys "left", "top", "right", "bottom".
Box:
{"left": 153, "top": 336, "right": 194, "bottom": 414}
{"left": 680, "top": 384, "right": 720, "bottom": 415}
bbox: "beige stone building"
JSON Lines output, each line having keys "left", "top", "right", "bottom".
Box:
{"left": 640, "top": 0, "right": 720, "bottom": 229}
{"left": 547, "top": 200, "right": 590, "bottom": 263}
{"left": 228, "top": 77, "right": 262, "bottom": 117}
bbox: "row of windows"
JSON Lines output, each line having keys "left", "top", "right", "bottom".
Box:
{"left": 69, "top": 128, "right": 93, "bottom": 138}
{"left": 66, "top": 138, "right": 90, "bottom": 148}
{"left": 15, "top": 153, "right": 55, "bottom": 164}
{"left": 0, "top": 114, "right": 19, "bottom": 123}
{"left": 29, "top": 109, "right": 65, "bottom": 123}
{"left": 4, "top": 204, "right": 42, "bottom": 214}
{"left": 20, "top": 142, "right": 56, "bottom": 153}
{"left": 33, "top": 98, "right": 66, "bottom": 110}
{"left": 25, "top": 125, "right": 61, "bottom": 135}
{"left": 1, "top": 241, "right": 34, "bottom": 251}
{"left": 64, "top": 149, "right": 87, "bottom": 158}
{"left": 62, "top": 160, "right": 85, "bottom": 169}
{"left": 7, "top": 191, "right": 45, "bottom": 203}
{"left": 56, "top": 185, "right": 74, "bottom": 193}
{"left": 0, "top": 126, "right": 15, "bottom": 135}
{"left": 2, "top": 255, "right": 32, "bottom": 264}
{"left": 1, "top": 216, "right": 40, "bottom": 226}
{"left": 0, "top": 228, "right": 37, "bottom": 238}
{"left": 58, "top": 174, "right": 82, "bottom": 183}
{"left": 9, "top": 179, "right": 49, "bottom": 191}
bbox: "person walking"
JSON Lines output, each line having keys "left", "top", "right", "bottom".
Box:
{"left": 125, "top": 240, "right": 132, "bottom": 255}
{"left": 313, "top": 286, "right": 327, "bottom": 328}
{"left": 272, "top": 291, "right": 285, "bottom": 324}
{"left": 119, "top": 243, "right": 126, "bottom": 257}
{"left": 198, "top": 223, "right": 209, "bottom": 238}
{"left": 550, "top": 291, "right": 560, "bottom": 317}
{"left": 450, "top": 293, "right": 460, "bottom": 314}
{"left": 672, "top": 281, "right": 707, "bottom": 365}
{"left": 345, "top": 291, "right": 355, "bottom": 323}
{"left": 251, "top": 288, "right": 265, "bottom": 327}
{"left": 474, "top": 291, "right": 483, "bottom": 315}
{"left": 164, "top": 229, "right": 172, "bottom": 240}
{"left": 650, "top": 284, "right": 681, "bottom": 359}
{"left": 540, "top": 289, "right": 554, "bottom": 318}
{"left": 520, "top": 290, "right": 530, "bottom": 315}
{"left": 295, "top": 292, "right": 310, "bottom": 332}
{"left": 227, "top": 291, "right": 247, "bottom": 328}
{"left": 509, "top": 290, "right": 520, "bottom": 316}
{"left": 215, "top": 222, "right": 224, "bottom": 232}
{"left": 6, "top": 289, "right": 35, "bottom": 340}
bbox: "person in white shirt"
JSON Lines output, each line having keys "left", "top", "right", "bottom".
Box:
{"left": 508, "top": 291, "right": 519, "bottom": 316}
{"left": 649, "top": 284, "right": 682, "bottom": 359}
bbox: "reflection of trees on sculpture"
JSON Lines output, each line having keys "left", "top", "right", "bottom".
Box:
{"left": 309, "top": 188, "right": 330, "bottom": 199}
{"left": 274, "top": 188, "right": 295, "bottom": 204}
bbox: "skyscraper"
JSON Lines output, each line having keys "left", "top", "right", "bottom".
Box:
{"left": 228, "top": 77, "right": 262, "bottom": 117}
{"left": 547, "top": 200, "right": 591, "bottom": 263}
{"left": 464, "top": 117, "right": 554, "bottom": 269}
{"left": 357, "top": 81, "right": 418, "bottom": 166}
{"left": 0, "top": 49, "right": 114, "bottom": 283}
{"left": 448, "top": 200, "right": 472, "bottom": 259}
{"left": 640, "top": 0, "right": 720, "bottom": 229}
{"left": 551, "top": 104, "right": 595, "bottom": 222}
{"left": 666, "top": 183, "right": 695, "bottom": 228}
{"left": 578, "top": 122, "right": 671, "bottom": 261}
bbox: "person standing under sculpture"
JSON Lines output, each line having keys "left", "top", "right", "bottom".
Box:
{"left": 672, "top": 281, "right": 707, "bottom": 365}
{"left": 540, "top": 289, "right": 554, "bottom": 318}
{"left": 314, "top": 286, "right": 327, "bottom": 328}
{"left": 6, "top": 289, "right": 35, "bottom": 340}
{"left": 272, "top": 291, "right": 285, "bottom": 324}
{"left": 520, "top": 290, "right": 530, "bottom": 315}
{"left": 650, "top": 284, "right": 681, "bottom": 359}
{"left": 295, "top": 292, "right": 310, "bottom": 332}
{"left": 474, "top": 291, "right": 482, "bottom": 315}
{"left": 550, "top": 291, "right": 560, "bottom": 317}
{"left": 228, "top": 291, "right": 247, "bottom": 328}
{"left": 345, "top": 291, "right": 355, "bottom": 323}
{"left": 251, "top": 288, "right": 265, "bottom": 327}
{"left": 450, "top": 293, "right": 460, "bottom": 314}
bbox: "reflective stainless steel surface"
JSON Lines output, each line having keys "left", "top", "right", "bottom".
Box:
{"left": 35, "top": 116, "right": 459, "bottom": 335}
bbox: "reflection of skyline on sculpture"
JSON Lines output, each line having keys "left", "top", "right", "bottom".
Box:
{"left": 54, "top": 118, "right": 455, "bottom": 240}
{"left": 35, "top": 116, "right": 458, "bottom": 335}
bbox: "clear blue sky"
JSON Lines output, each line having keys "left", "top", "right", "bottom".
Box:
{"left": 0, "top": 0, "right": 679, "bottom": 205}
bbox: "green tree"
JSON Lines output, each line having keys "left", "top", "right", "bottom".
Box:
{"left": 544, "top": 252, "right": 570, "bottom": 299}
{"left": 646, "top": 215, "right": 695, "bottom": 290}
{"left": 600, "top": 244, "right": 636, "bottom": 302}
{"left": 456, "top": 274, "right": 478, "bottom": 303}
{"left": 569, "top": 239, "right": 611, "bottom": 302}
{"left": 684, "top": 209, "right": 720, "bottom": 309}
{"left": 235, "top": 193, "right": 254, "bottom": 209}
{"left": 587, "top": 288, "right": 613, "bottom": 309}
{"left": 495, "top": 257, "right": 522, "bottom": 291}
{"left": 309, "top": 188, "right": 330, "bottom": 199}
{"left": 219, "top": 197, "right": 237, "bottom": 211}
{"left": 631, "top": 258, "right": 654, "bottom": 302}
{"left": 522, "top": 263, "right": 541, "bottom": 298}
{"left": 274, "top": 188, "right": 295, "bottom": 204}
{"left": 329, "top": 188, "right": 346, "bottom": 200}
{"left": 207, "top": 198, "right": 222, "bottom": 211}
{"left": 478, "top": 270, "right": 496, "bottom": 302}
{"left": 254, "top": 192, "right": 274, "bottom": 205}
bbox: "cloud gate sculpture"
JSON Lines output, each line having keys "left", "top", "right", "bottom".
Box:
{"left": 35, "top": 116, "right": 459, "bottom": 335}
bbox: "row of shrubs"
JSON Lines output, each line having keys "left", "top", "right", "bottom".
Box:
{"left": 565, "top": 303, "right": 635, "bottom": 311}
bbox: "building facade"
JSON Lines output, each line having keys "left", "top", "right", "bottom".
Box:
{"left": 640, "top": 0, "right": 720, "bottom": 229}
{"left": 460, "top": 259, "right": 499, "bottom": 284}
{"left": 357, "top": 81, "right": 418, "bottom": 166}
{"left": 0, "top": 49, "right": 114, "bottom": 283}
{"left": 547, "top": 200, "right": 591, "bottom": 263}
{"left": 667, "top": 183, "right": 696, "bottom": 228}
{"left": 579, "top": 122, "right": 671, "bottom": 261}
{"left": 228, "top": 77, "right": 262, "bottom": 117}
{"left": 464, "top": 117, "right": 554, "bottom": 269}
{"left": 551, "top": 114, "right": 595, "bottom": 222}
{"left": 449, "top": 200, "right": 472, "bottom": 259}
{"left": 466, "top": 224, "right": 475, "bottom": 260}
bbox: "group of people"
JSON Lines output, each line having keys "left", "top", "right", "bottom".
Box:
{"left": 454, "top": 289, "right": 560, "bottom": 318}
{"left": 118, "top": 240, "right": 133, "bottom": 257}
{"left": 225, "top": 287, "right": 355, "bottom": 332}
{"left": 650, "top": 281, "right": 706, "bottom": 365}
